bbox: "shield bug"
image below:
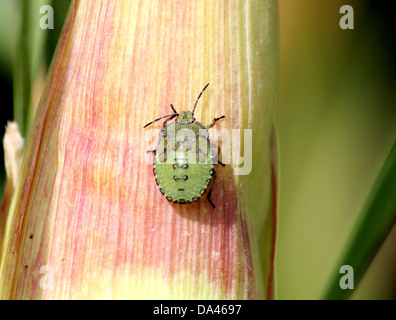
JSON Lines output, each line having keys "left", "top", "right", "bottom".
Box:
{"left": 144, "top": 83, "right": 224, "bottom": 208}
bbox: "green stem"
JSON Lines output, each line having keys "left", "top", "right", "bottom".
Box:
{"left": 322, "top": 139, "right": 396, "bottom": 299}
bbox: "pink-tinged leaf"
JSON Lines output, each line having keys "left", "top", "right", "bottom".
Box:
{"left": 0, "top": 0, "right": 278, "bottom": 299}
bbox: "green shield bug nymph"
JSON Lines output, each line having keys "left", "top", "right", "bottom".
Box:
{"left": 144, "top": 83, "right": 225, "bottom": 208}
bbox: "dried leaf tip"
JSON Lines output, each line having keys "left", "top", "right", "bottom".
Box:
{"left": 3, "top": 122, "right": 25, "bottom": 189}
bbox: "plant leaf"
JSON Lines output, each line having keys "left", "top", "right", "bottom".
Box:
{"left": 322, "top": 139, "right": 396, "bottom": 299}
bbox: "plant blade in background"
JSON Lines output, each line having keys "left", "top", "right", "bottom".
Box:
{"left": 322, "top": 140, "right": 396, "bottom": 299}
{"left": 13, "top": 0, "right": 51, "bottom": 137}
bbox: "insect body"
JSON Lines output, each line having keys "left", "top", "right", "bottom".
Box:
{"left": 144, "top": 84, "right": 224, "bottom": 208}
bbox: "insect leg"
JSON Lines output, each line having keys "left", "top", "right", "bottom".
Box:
{"left": 143, "top": 113, "right": 178, "bottom": 128}
{"left": 206, "top": 115, "right": 225, "bottom": 129}
{"left": 210, "top": 144, "right": 225, "bottom": 166}
{"left": 162, "top": 114, "right": 177, "bottom": 127}
{"left": 146, "top": 150, "right": 156, "bottom": 154}
{"left": 170, "top": 104, "right": 178, "bottom": 113}
{"left": 207, "top": 170, "right": 216, "bottom": 209}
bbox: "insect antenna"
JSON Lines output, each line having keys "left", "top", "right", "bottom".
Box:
{"left": 192, "top": 83, "right": 210, "bottom": 116}
{"left": 143, "top": 113, "right": 178, "bottom": 128}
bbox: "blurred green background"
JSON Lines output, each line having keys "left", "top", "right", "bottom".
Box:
{"left": 277, "top": 0, "right": 396, "bottom": 299}
{"left": 0, "top": 0, "right": 395, "bottom": 299}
